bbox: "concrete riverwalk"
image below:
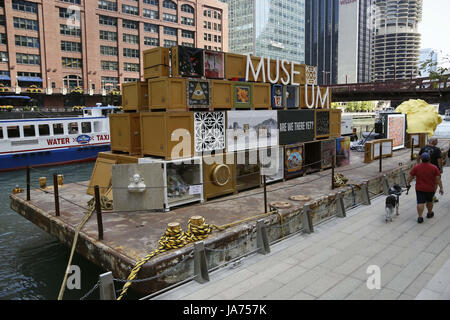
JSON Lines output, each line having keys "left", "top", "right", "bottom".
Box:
{"left": 153, "top": 170, "right": 450, "bottom": 300}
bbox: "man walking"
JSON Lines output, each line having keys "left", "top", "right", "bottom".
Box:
{"left": 419, "top": 137, "right": 443, "bottom": 173}
{"left": 408, "top": 153, "right": 444, "bottom": 224}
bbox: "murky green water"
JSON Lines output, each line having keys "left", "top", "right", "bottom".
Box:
{"left": 0, "top": 163, "right": 109, "bottom": 300}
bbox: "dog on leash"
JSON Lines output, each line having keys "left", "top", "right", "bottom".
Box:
{"left": 385, "top": 184, "right": 406, "bottom": 223}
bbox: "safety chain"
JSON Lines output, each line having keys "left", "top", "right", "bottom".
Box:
{"left": 79, "top": 281, "right": 100, "bottom": 300}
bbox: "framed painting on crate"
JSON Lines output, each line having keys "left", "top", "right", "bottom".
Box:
{"left": 321, "top": 139, "right": 336, "bottom": 169}
{"left": 386, "top": 114, "right": 406, "bottom": 150}
{"left": 285, "top": 85, "right": 299, "bottom": 109}
{"left": 233, "top": 83, "right": 253, "bottom": 109}
{"left": 271, "top": 84, "right": 284, "bottom": 109}
{"left": 284, "top": 143, "right": 305, "bottom": 179}
{"left": 172, "top": 46, "right": 204, "bottom": 78}
{"left": 336, "top": 137, "right": 351, "bottom": 167}
{"left": 315, "top": 110, "right": 330, "bottom": 139}
{"left": 187, "top": 79, "right": 211, "bottom": 110}
{"left": 204, "top": 50, "right": 224, "bottom": 79}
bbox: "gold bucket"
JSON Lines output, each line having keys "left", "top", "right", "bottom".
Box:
{"left": 57, "top": 174, "right": 64, "bottom": 186}
{"left": 39, "top": 177, "right": 47, "bottom": 189}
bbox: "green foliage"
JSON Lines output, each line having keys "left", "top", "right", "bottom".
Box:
{"left": 419, "top": 50, "right": 449, "bottom": 82}
{"left": 342, "top": 101, "right": 375, "bottom": 112}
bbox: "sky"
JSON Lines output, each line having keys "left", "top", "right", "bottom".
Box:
{"left": 419, "top": 0, "right": 450, "bottom": 64}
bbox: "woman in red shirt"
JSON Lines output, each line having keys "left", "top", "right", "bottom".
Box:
{"left": 407, "top": 152, "right": 444, "bottom": 223}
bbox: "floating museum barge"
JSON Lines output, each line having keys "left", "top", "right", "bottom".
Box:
{"left": 11, "top": 46, "right": 444, "bottom": 298}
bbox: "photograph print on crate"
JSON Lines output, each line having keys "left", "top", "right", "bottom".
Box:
{"left": 204, "top": 50, "right": 225, "bottom": 79}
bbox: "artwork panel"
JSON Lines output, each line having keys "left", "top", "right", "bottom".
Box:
{"left": 187, "top": 79, "right": 211, "bottom": 109}
{"left": 194, "top": 112, "right": 225, "bottom": 152}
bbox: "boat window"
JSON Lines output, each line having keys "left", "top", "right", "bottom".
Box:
{"left": 93, "top": 121, "right": 102, "bottom": 132}
{"left": 53, "top": 123, "right": 64, "bottom": 135}
{"left": 23, "top": 125, "right": 36, "bottom": 137}
{"left": 38, "top": 124, "right": 50, "bottom": 136}
{"left": 81, "top": 122, "right": 92, "bottom": 133}
{"left": 7, "top": 126, "right": 20, "bottom": 139}
{"left": 0, "top": 127, "right": 3, "bottom": 139}
{"left": 69, "top": 122, "right": 79, "bottom": 134}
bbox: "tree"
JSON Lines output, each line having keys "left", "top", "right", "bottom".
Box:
{"left": 419, "top": 50, "right": 450, "bottom": 87}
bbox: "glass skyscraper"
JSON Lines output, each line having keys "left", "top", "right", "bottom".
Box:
{"left": 221, "top": 0, "right": 305, "bottom": 64}
{"left": 305, "top": 0, "right": 339, "bottom": 85}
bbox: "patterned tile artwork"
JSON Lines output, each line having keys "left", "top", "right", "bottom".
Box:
{"left": 306, "top": 66, "right": 317, "bottom": 85}
{"left": 194, "top": 112, "right": 226, "bottom": 152}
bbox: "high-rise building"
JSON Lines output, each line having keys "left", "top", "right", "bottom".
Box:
{"left": 337, "top": 0, "right": 372, "bottom": 84}
{"left": 304, "top": 0, "right": 339, "bottom": 85}
{"left": 0, "top": 0, "right": 228, "bottom": 107}
{"left": 220, "top": 0, "right": 305, "bottom": 64}
{"left": 371, "top": 0, "right": 423, "bottom": 82}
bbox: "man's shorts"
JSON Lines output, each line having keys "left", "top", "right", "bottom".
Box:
{"left": 416, "top": 190, "right": 436, "bottom": 204}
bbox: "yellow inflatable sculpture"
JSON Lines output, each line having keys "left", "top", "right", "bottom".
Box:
{"left": 395, "top": 99, "right": 442, "bottom": 137}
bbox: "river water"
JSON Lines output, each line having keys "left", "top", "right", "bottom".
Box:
{"left": 0, "top": 162, "right": 112, "bottom": 300}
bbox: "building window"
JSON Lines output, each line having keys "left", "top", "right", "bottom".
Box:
{"left": 144, "top": 37, "right": 159, "bottom": 46}
{"left": 144, "top": 23, "right": 158, "bottom": 33}
{"left": 182, "top": 42, "right": 194, "bottom": 48}
{"left": 101, "top": 76, "right": 118, "bottom": 89}
{"left": 181, "top": 30, "right": 194, "bottom": 39}
{"left": 59, "top": 7, "right": 80, "bottom": 20}
{"left": 17, "top": 53, "right": 40, "bottom": 65}
{"left": 12, "top": 0, "right": 37, "bottom": 13}
{"left": 61, "top": 41, "right": 81, "bottom": 52}
{"left": 123, "top": 48, "right": 139, "bottom": 58}
{"left": 162, "top": 0, "right": 176, "bottom": 10}
{"left": 124, "top": 77, "right": 139, "bottom": 83}
{"left": 100, "top": 45, "right": 118, "bottom": 56}
{"left": 101, "top": 61, "right": 118, "bottom": 71}
{"left": 61, "top": 0, "right": 80, "bottom": 4}
{"left": 164, "top": 26, "right": 177, "bottom": 36}
{"left": 143, "top": 9, "right": 159, "bottom": 19}
{"left": 122, "top": 4, "right": 139, "bottom": 16}
{"left": 124, "top": 62, "right": 140, "bottom": 72}
{"left": 62, "top": 57, "right": 82, "bottom": 69}
{"left": 99, "top": 15, "right": 117, "bottom": 26}
{"left": 0, "top": 51, "right": 8, "bottom": 63}
{"left": 100, "top": 30, "right": 118, "bottom": 41}
{"left": 98, "top": 0, "right": 117, "bottom": 11}
{"left": 164, "top": 39, "right": 177, "bottom": 48}
{"left": 143, "top": 0, "right": 158, "bottom": 5}
{"left": 60, "top": 24, "right": 81, "bottom": 36}
{"left": 181, "top": 4, "right": 194, "bottom": 14}
{"left": 181, "top": 17, "right": 194, "bottom": 26}
{"left": 122, "top": 19, "right": 138, "bottom": 30}
{"left": 63, "top": 75, "right": 83, "bottom": 88}
{"left": 13, "top": 17, "right": 38, "bottom": 31}
{"left": 163, "top": 13, "right": 177, "bottom": 23}
{"left": 0, "top": 33, "right": 6, "bottom": 45}
{"left": 15, "top": 35, "right": 39, "bottom": 48}
{"left": 123, "top": 34, "right": 139, "bottom": 44}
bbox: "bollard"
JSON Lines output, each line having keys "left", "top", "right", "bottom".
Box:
{"left": 194, "top": 241, "right": 209, "bottom": 284}
{"left": 53, "top": 173, "right": 60, "bottom": 217}
{"left": 336, "top": 192, "right": 346, "bottom": 218}
{"left": 94, "top": 185, "right": 104, "bottom": 240}
{"left": 256, "top": 220, "right": 270, "bottom": 255}
{"left": 99, "top": 271, "right": 116, "bottom": 300}
{"left": 26, "top": 165, "right": 30, "bottom": 201}
{"left": 302, "top": 204, "right": 314, "bottom": 234}
{"left": 361, "top": 182, "right": 371, "bottom": 205}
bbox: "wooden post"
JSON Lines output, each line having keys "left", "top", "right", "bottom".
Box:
{"left": 26, "top": 165, "right": 30, "bottom": 201}
{"left": 331, "top": 156, "right": 335, "bottom": 190}
{"left": 263, "top": 175, "right": 267, "bottom": 213}
{"left": 410, "top": 137, "right": 414, "bottom": 161}
{"left": 53, "top": 173, "right": 60, "bottom": 217}
{"left": 379, "top": 142, "right": 383, "bottom": 173}
{"left": 94, "top": 185, "right": 103, "bottom": 240}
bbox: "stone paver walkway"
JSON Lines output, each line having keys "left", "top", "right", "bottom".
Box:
{"left": 153, "top": 169, "right": 450, "bottom": 300}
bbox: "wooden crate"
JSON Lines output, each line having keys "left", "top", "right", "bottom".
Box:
{"left": 364, "top": 139, "right": 394, "bottom": 163}
{"left": 211, "top": 80, "right": 234, "bottom": 109}
{"left": 140, "top": 111, "right": 194, "bottom": 160}
{"left": 122, "top": 81, "right": 148, "bottom": 112}
{"left": 233, "top": 82, "right": 253, "bottom": 109}
{"left": 329, "top": 109, "right": 342, "bottom": 138}
{"left": 406, "top": 133, "right": 428, "bottom": 148}
{"left": 300, "top": 85, "right": 315, "bottom": 109}
{"left": 86, "top": 152, "right": 139, "bottom": 196}
{"left": 235, "top": 149, "right": 261, "bottom": 192}
{"left": 225, "top": 53, "right": 247, "bottom": 79}
{"left": 143, "top": 47, "right": 170, "bottom": 79}
{"left": 315, "top": 109, "right": 330, "bottom": 139}
{"left": 171, "top": 45, "right": 204, "bottom": 78}
{"left": 148, "top": 77, "right": 187, "bottom": 111}
{"left": 304, "top": 140, "right": 322, "bottom": 174}
{"left": 109, "top": 113, "right": 141, "bottom": 155}
{"left": 252, "top": 83, "right": 271, "bottom": 109}
{"left": 202, "top": 153, "right": 236, "bottom": 200}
